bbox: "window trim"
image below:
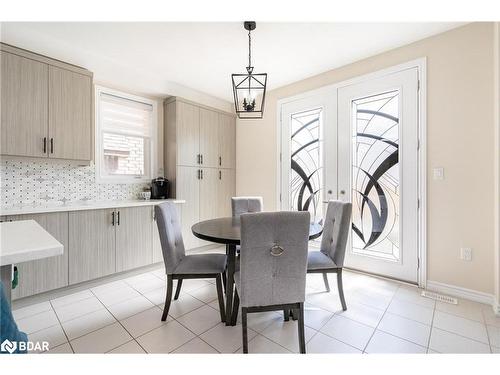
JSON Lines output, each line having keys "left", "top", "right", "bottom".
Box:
{"left": 95, "top": 85, "right": 158, "bottom": 184}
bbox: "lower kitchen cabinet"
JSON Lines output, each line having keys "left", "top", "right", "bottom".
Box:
{"left": 69, "top": 209, "right": 116, "bottom": 284}
{"left": 115, "top": 206, "right": 153, "bottom": 272}
{"left": 6, "top": 212, "right": 69, "bottom": 299}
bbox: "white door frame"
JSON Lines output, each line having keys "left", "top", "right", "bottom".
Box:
{"left": 277, "top": 58, "right": 427, "bottom": 288}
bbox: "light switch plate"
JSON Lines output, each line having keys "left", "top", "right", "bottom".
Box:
{"left": 433, "top": 167, "right": 444, "bottom": 180}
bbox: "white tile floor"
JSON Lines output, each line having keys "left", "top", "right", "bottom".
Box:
{"left": 12, "top": 256, "right": 500, "bottom": 354}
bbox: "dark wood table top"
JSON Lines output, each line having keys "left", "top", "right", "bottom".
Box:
{"left": 191, "top": 216, "right": 323, "bottom": 245}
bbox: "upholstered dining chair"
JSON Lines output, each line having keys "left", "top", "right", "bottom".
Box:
{"left": 307, "top": 200, "right": 352, "bottom": 311}
{"left": 231, "top": 196, "right": 263, "bottom": 218}
{"left": 155, "top": 202, "right": 227, "bottom": 322}
{"left": 231, "top": 211, "right": 310, "bottom": 353}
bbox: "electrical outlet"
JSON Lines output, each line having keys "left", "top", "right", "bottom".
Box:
{"left": 433, "top": 167, "right": 444, "bottom": 180}
{"left": 460, "top": 248, "right": 472, "bottom": 261}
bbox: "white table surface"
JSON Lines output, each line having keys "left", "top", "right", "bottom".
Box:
{"left": 0, "top": 220, "right": 63, "bottom": 266}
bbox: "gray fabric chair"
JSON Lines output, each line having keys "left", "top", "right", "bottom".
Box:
{"left": 231, "top": 211, "right": 310, "bottom": 353}
{"left": 155, "top": 202, "right": 227, "bottom": 322}
{"left": 231, "top": 196, "right": 263, "bottom": 218}
{"left": 307, "top": 200, "right": 352, "bottom": 311}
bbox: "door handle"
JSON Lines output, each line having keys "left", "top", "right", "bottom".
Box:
{"left": 43, "top": 137, "right": 47, "bottom": 154}
{"left": 112, "top": 211, "right": 115, "bottom": 226}
{"left": 117, "top": 211, "right": 120, "bottom": 225}
{"left": 50, "top": 138, "right": 54, "bottom": 154}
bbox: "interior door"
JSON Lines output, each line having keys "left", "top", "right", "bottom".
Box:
{"left": 337, "top": 68, "right": 419, "bottom": 283}
{"left": 280, "top": 93, "right": 336, "bottom": 225}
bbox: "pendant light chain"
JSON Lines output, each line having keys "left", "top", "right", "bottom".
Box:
{"left": 248, "top": 29, "right": 252, "bottom": 69}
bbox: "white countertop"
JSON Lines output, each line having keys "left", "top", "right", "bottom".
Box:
{"left": 0, "top": 220, "right": 64, "bottom": 265}
{"left": 0, "top": 199, "right": 185, "bottom": 216}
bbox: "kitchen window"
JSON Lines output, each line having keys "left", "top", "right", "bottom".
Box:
{"left": 95, "top": 86, "right": 157, "bottom": 183}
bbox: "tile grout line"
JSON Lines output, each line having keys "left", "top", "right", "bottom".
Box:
{"left": 480, "top": 307, "right": 493, "bottom": 353}
{"left": 361, "top": 282, "right": 400, "bottom": 353}
{"left": 425, "top": 298, "right": 437, "bottom": 352}
{"left": 48, "top": 300, "right": 75, "bottom": 354}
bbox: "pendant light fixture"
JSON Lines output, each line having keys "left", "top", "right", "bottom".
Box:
{"left": 231, "top": 21, "right": 267, "bottom": 119}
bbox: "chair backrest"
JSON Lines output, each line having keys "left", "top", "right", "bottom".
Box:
{"left": 231, "top": 196, "right": 263, "bottom": 218}
{"left": 239, "top": 211, "right": 310, "bottom": 307}
{"left": 320, "top": 200, "right": 352, "bottom": 267}
{"left": 155, "top": 202, "right": 186, "bottom": 274}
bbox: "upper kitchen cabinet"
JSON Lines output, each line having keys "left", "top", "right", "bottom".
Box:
{"left": 0, "top": 43, "right": 93, "bottom": 162}
{"left": 49, "top": 66, "right": 92, "bottom": 160}
{"left": 1, "top": 51, "right": 48, "bottom": 158}
{"left": 199, "top": 108, "right": 219, "bottom": 167}
{"left": 218, "top": 113, "right": 236, "bottom": 169}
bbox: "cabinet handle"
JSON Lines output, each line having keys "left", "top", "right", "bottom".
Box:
{"left": 43, "top": 137, "right": 47, "bottom": 154}
{"left": 112, "top": 211, "right": 115, "bottom": 226}
{"left": 201, "top": 169, "right": 203, "bottom": 179}
{"left": 197, "top": 169, "right": 201, "bottom": 179}
{"left": 219, "top": 170, "right": 221, "bottom": 180}
{"left": 117, "top": 211, "right": 120, "bottom": 225}
{"left": 50, "top": 138, "right": 54, "bottom": 154}
{"left": 219, "top": 156, "right": 221, "bottom": 166}
{"left": 196, "top": 154, "right": 200, "bottom": 164}
{"left": 200, "top": 154, "right": 203, "bottom": 165}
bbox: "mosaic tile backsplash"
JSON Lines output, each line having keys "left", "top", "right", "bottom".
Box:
{"left": 1, "top": 159, "right": 149, "bottom": 208}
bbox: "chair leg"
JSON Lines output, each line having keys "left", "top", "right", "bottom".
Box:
{"left": 215, "top": 274, "right": 226, "bottom": 323}
{"left": 231, "top": 289, "right": 240, "bottom": 325}
{"left": 242, "top": 307, "right": 248, "bottom": 354}
{"left": 337, "top": 269, "right": 347, "bottom": 311}
{"left": 322, "top": 272, "right": 331, "bottom": 292}
{"left": 222, "top": 271, "right": 227, "bottom": 294}
{"left": 161, "top": 275, "right": 173, "bottom": 321}
{"left": 173, "top": 278, "right": 183, "bottom": 300}
{"left": 298, "top": 302, "right": 306, "bottom": 354}
{"left": 283, "top": 309, "right": 290, "bottom": 321}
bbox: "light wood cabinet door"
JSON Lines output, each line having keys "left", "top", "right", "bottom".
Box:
{"left": 217, "top": 169, "right": 236, "bottom": 218}
{"left": 177, "top": 102, "right": 200, "bottom": 167}
{"left": 48, "top": 66, "right": 92, "bottom": 161}
{"left": 1, "top": 51, "right": 48, "bottom": 158}
{"left": 176, "top": 166, "right": 201, "bottom": 249}
{"left": 199, "top": 108, "right": 219, "bottom": 168}
{"left": 115, "top": 206, "right": 153, "bottom": 272}
{"left": 9, "top": 212, "right": 69, "bottom": 300}
{"left": 69, "top": 209, "right": 116, "bottom": 284}
{"left": 199, "top": 168, "right": 219, "bottom": 221}
{"left": 219, "top": 114, "right": 236, "bottom": 169}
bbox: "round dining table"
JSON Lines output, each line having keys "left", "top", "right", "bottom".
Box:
{"left": 192, "top": 217, "right": 323, "bottom": 326}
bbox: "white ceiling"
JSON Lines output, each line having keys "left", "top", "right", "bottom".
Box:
{"left": 1, "top": 22, "right": 463, "bottom": 110}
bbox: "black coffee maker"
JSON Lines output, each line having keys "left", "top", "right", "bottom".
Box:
{"left": 151, "top": 177, "right": 169, "bottom": 199}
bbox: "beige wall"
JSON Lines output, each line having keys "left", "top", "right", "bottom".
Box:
{"left": 236, "top": 23, "right": 496, "bottom": 294}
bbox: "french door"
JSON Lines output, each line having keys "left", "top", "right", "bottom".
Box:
{"left": 281, "top": 66, "right": 421, "bottom": 283}
{"left": 337, "top": 68, "right": 419, "bottom": 283}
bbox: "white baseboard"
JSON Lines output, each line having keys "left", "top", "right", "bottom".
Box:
{"left": 426, "top": 280, "right": 495, "bottom": 307}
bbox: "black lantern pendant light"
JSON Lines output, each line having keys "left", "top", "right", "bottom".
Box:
{"left": 231, "top": 21, "right": 267, "bottom": 119}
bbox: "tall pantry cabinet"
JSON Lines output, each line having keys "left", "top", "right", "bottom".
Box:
{"left": 164, "top": 98, "right": 236, "bottom": 249}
